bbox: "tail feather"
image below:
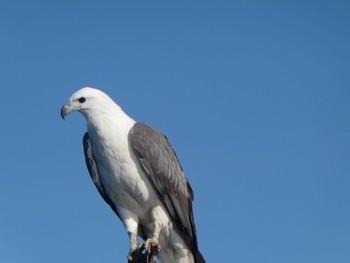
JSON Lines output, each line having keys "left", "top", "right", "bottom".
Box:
{"left": 195, "top": 250, "right": 205, "bottom": 263}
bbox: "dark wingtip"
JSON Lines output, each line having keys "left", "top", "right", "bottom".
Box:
{"left": 195, "top": 250, "right": 206, "bottom": 263}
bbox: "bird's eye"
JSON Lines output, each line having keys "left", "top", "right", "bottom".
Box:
{"left": 78, "top": 97, "right": 86, "bottom": 103}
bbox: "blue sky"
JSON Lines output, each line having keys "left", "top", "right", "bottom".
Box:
{"left": 0, "top": 1, "right": 349, "bottom": 262}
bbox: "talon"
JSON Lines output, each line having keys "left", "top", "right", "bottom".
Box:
{"left": 128, "top": 238, "right": 159, "bottom": 262}
{"left": 137, "top": 242, "right": 145, "bottom": 251}
{"left": 144, "top": 238, "right": 160, "bottom": 255}
{"left": 127, "top": 245, "right": 147, "bottom": 263}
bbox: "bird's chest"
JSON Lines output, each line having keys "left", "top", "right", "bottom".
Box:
{"left": 91, "top": 130, "right": 131, "bottom": 180}
{"left": 89, "top": 129, "right": 151, "bottom": 204}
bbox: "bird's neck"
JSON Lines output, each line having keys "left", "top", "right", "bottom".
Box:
{"left": 84, "top": 106, "right": 135, "bottom": 144}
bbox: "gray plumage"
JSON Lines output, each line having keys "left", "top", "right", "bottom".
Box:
{"left": 129, "top": 123, "right": 203, "bottom": 261}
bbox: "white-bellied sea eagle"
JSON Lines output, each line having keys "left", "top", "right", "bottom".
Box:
{"left": 61, "top": 87, "right": 205, "bottom": 263}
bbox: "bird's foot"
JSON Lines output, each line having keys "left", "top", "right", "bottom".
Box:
{"left": 144, "top": 237, "right": 160, "bottom": 258}
{"left": 127, "top": 243, "right": 147, "bottom": 263}
{"left": 127, "top": 239, "right": 159, "bottom": 263}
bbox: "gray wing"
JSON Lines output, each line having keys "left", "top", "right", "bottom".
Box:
{"left": 129, "top": 122, "right": 199, "bottom": 255}
{"left": 83, "top": 132, "right": 121, "bottom": 219}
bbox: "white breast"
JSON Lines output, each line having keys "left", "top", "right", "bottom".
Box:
{"left": 87, "top": 116, "right": 155, "bottom": 214}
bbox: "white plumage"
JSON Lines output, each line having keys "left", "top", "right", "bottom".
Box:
{"left": 61, "top": 87, "right": 205, "bottom": 263}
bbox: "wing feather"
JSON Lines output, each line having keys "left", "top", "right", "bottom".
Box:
{"left": 129, "top": 123, "right": 199, "bottom": 255}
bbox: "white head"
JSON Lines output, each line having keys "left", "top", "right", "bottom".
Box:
{"left": 60, "top": 87, "right": 117, "bottom": 119}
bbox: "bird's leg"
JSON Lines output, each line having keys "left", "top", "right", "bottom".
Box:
{"left": 127, "top": 232, "right": 139, "bottom": 262}
{"left": 130, "top": 232, "right": 138, "bottom": 254}
{"left": 144, "top": 222, "right": 161, "bottom": 257}
{"left": 124, "top": 216, "right": 142, "bottom": 263}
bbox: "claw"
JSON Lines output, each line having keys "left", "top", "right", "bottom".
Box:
{"left": 144, "top": 237, "right": 160, "bottom": 263}
{"left": 127, "top": 244, "right": 148, "bottom": 263}
{"left": 127, "top": 228, "right": 161, "bottom": 263}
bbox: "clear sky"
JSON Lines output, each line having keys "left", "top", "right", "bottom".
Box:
{"left": 0, "top": 1, "right": 349, "bottom": 262}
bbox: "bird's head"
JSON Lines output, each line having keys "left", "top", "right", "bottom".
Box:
{"left": 60, "top": 87, "right": 112, "bottom": 119}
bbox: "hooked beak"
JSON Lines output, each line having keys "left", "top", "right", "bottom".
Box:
{"left": 60, "top": 103, "right": 71, "bottom": 120}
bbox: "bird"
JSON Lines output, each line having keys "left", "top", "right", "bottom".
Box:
{"left": 61, "top": 87, "right": 205, "bottom": 263}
